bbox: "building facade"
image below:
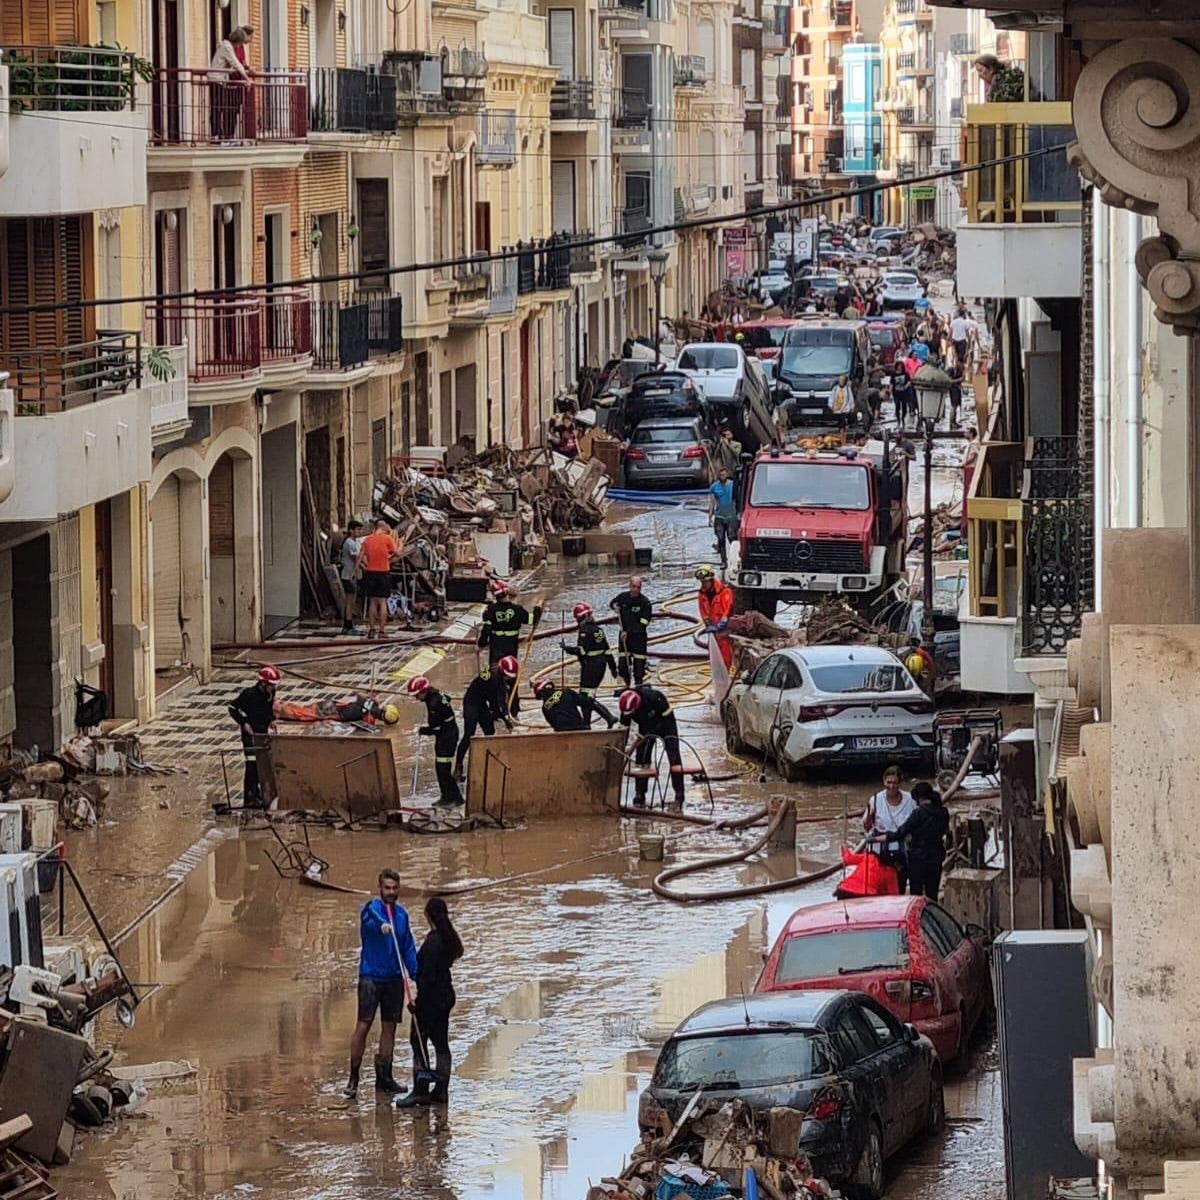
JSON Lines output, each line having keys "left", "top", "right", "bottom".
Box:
{"left": 841, "top": 41, "right": 881, "bottom": 220}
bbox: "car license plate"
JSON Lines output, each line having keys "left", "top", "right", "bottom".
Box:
{"left": 649, "top": 454, "right": 674, "bottom": 462}
{"left": 855, "top": 736, "right": 897, "bottom": 749}
{"left": 801, "top": 407, "right": 823, "bottom": 415}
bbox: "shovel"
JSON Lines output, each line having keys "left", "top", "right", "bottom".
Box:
{"left": 386, "top": 905, "right": 437, "bottom": 1092}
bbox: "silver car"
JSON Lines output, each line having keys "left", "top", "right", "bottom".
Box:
{"left": 623, "top": 417, "right": 712, "bottom": 489}
{"left": 722, "top": 644, "right": 934, "bottom": 778}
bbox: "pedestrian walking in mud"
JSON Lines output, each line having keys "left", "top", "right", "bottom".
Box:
{"left": 227, "top": 665, "right": 280, "bottom": 809}
{"left": 357, "top": 518, "right": 398, "bottom": 640}
{"left": 345, "top": 868, "right": 418, "bottom": 1099}
{"left": 395, "top": 897, "right": 463, "bottom": 1108}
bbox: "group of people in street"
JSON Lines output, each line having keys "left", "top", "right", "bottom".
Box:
{"left": 348, "top": 871, "right": 463, "bottom": 1107}
{"left": 836, "top": 765, "right": 951, "bottom": 901}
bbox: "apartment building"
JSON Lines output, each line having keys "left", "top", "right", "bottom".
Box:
{"left": 788, "top": 0, "right": 858, "bottom": 219}
{"left": 840, "top": 41, "right": 881, "bottom": 219}
{"left": 0, "top": 1, "right": 180, "bottom": 746}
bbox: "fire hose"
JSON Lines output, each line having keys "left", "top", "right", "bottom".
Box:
{"left": 651, "top": 798, "right": 851, "bottom": 903}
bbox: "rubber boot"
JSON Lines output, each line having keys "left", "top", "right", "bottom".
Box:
{"left": 393, "top": 1069, "right": 434, "bottom": 1108}
{"left": 343, "top": 1059, "right": 361, "bottom": 1099}
{"left": 374, "top": 1057, "right": 405, "bottom": 1095}
{"left": 429, "top": 1052, "right": 451, "bottom": 1104}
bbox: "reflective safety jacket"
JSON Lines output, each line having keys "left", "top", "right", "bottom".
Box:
{"left": 698, "top": 580, "right": 734, "bottom": 632}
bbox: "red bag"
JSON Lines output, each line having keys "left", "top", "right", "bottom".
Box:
{"left": 834, "top": 847, "right": 900, "bottom": 899}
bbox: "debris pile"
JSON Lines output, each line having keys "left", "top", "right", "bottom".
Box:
{"left": 589, "top": 1099, "right": 838, "bottom": 1200}
{"left": 0, "top": 749, "right": 111, "bottom": 836}
{"left": 899, "top": 223, "right": 957, "bottom": 281}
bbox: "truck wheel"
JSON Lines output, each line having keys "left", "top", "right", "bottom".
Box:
{"left": 733, "top": 589, "right": 777, "bottom": 619}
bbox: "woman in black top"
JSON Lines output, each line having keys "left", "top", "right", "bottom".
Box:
{"left": 896, "top": 782, "right": 950, "bottom": 900}
{"left": 396, "top": 896, "right": 463, "bottom": 1107}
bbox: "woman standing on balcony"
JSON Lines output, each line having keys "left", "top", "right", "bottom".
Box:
{"left": 208, "top": 27, "right": 251, "bottom": 140}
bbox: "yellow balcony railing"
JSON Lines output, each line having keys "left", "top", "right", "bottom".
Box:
{"left": 965, "top": 100, "right": 1079, "bottom": 224}
{"left": 966, "top": 439, "right": 1024, "bottom": 618}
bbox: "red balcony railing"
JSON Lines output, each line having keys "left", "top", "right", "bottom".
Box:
{"left": 261, "top": 289, "right": 313, "bottom": 362}
{"left": 149, "top": 297, "right": 261, "bottom": 381}
{"left": 150, "top": 68, "right": 308, "bottom": 146}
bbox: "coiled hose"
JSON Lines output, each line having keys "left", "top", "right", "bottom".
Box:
{"left": 652, "top": 798, "right": 850, "bottom": 903}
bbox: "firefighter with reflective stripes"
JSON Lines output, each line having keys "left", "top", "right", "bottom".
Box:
{"left": 533, "top": 678, "right": 616, "bottom": 732}
{"left": 227, "top": 665, "right": 280, "bottom": 809}
{"left": 478, "top": 579, "right": 541, "bottom": 667}
{"left": 609, "top": 576, "right": 653, "bottom": 686}
{"left": 406, "top": 676, "right": 462, "bottom": 807}
{"left": 454, "top": 656, "right": 518, "bottom": 779}
{"left": 561, "top": 603, "right": 617, "bottom": 724}
{"left": 619, "top": 686, "right": 685, "bottom": 808}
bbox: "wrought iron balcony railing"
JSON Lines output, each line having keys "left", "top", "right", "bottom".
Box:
{"left": 308, "top": 66, "right": 397, "bottom": 134}
{"left": 151, "top": 68, "right": 308, "bottom": 145}
{"left": 0, "top": 330, "right": 143, "bottom": 414}
{"left": 674, "top": 55, "right": 707, "bottom": 88}
{"left": 618, "top": 206, "right": 651, "bottom": 249}
{"left": 551, "top": 79, "right": 595, "bottom": 120}
{"left": 310, "top": 298, "right": 370, "bottom": 372}
{"left": 478, "top": 110, "right": 517, "bottom": 164}
{"left": 615, "top": 87, "right": 650, "bottom": 127}
{"left": 357, "top": 292, "right": 404, "bottom": 356}
{"left": 261, "top": 289, "right": 313, "bottom": 364}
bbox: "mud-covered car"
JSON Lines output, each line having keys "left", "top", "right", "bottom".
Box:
{"left": 638, "top": 991, "right": 943, "bottom": 1199}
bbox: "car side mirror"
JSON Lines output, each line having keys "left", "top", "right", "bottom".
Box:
{"left": 965, "top": 922, "right": 987, "bottom": 940}
{"left": 904, "top": 1023, "right": 919, "bottom": 1043}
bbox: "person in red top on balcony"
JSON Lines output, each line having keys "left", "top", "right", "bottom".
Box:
{"left": 208, "top": 26, "right": 251, "bottom": 140}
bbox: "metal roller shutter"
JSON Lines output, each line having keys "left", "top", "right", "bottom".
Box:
{"left": 151, "top": 478, "right": 184, "bottom": 669}
{"left": 548, "top": 9, "right": 575, "bottom": 80}
{"left": 551, "top": 161, "right": 575, "bottom": 235}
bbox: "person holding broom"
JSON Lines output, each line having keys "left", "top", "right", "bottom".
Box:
{"left": 344, "top": 869, "right": 419, "bottom": 1099}
{"left": 394, "top": 896, "right": 464, "bottom": 1108}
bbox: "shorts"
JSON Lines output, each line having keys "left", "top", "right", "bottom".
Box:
{"left": 357, "top": 976, "right": 405, "bottom": 1024}
{"left": 341, "top": 577, "right": 357, "bottom": 596}
{"left": 362, "top": 570, "right": 391, "bottom": 600}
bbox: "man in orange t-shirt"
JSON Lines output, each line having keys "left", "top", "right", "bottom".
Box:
{"left": 356, "top": 519, "right": 397, "bottom": 639}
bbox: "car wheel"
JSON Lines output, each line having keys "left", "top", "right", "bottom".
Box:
{"left": 925, "top": 1068, "right": 946, "bottom": 1136}
{"left": 849, "top": 1120, "right": 885, "bottom": 1200}
{"left": 725, "top": 708, "right": 748, "bottom": 755}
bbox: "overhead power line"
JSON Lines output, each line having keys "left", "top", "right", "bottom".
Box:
{"left": 0, "top": 142, "right": 1069, "bottom": 318}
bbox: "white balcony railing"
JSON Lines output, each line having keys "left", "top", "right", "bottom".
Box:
{"left": 149, "top": 344, "right": 190, "bottom": 436}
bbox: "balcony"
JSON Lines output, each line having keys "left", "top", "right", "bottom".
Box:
{"left": 599, "top": 0, "right": 649, "bottom": 37}
{"left": 0, "top": 332, "right": 163, "bottom": 522}
{"left": 488, "top": 259, "right": 518, "bottom": 316}
{"left": 674, "top": 55, "right": 707, "bottom": 89}
{"left": 361, "top": 292, "right": 404, "bottom": 357}
{"left": 949, "top": 33, "right": 975, "bottom": 56}
{"left": 149, "top": 69, "right": 308, "bottom": 169}
{"left": 514, "top": 237, "right": 572, "bottom": 292}
{"left": 308, "top": 67, "right": 397, "bottom": 136}
{"left": 896, "top": 0, "right": 932, "bottom": 17}
{"left": 150, "top": 344, "right": 191, "bottom": 444}
{"left": 309, "top": 299, "right": 371, "bottom": 376}
{"left": 441, "top": 47, "right": 488, "bottom": 108}
{"left": 0, "top": 46, "right": 147, "bottom": 215}
{"left": 450, "top": 256, "right": 492, "bottom": 318}
{"left": 478, "top": 110, "right": 517, "bottom": 166}
{"left": 0, "top": 63, "right": 8, "bottom": 178}
{"left": 618, "top": 206, "right": 651, "bottom": 250}
{"left": 551, "top": 80, "right": 595, "bottom": 122}
{"left": 957, "top": 101, "right": 1082, "bottom": 298}
{"left": 568, "top": 231, "right": 597, "bottom": 276}
{"left": 389, "top": 53, "right": 448, "bottom": 121}
{"left": 613, "top": 88, "right": 651, "bottom": 151}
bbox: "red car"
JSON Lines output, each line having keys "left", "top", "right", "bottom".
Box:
{"left": 867, "top": 321, "right": 906, "bottom": 367}
{"left": 755, "top": 896, "right": 989, "bottom": 1066}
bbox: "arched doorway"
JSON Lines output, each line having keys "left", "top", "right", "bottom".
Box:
{"left": 150, "top": 466, "right": 206, "bottom": 688}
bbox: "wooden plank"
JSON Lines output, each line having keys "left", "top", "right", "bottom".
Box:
{"left": 465, "top": 727, "right": 627, "bottom": 817}
{"left": 259, "top": 733, "right": 398, "bottom": 820}
{"left": 0, "top": 1120, "right": 32, "bottom": 1154}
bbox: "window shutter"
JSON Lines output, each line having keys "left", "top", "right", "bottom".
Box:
{"left": 209, "top": 457, "right": 235, "bottom": 557}
{"left": 548, "top": 10, "right": 575, "bottom": 80}
{"left": 550, "top": 161, "right": 575, "bottom": 234}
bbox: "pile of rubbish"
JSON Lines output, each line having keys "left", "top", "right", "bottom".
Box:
{"left": 368, "top": 446, "right": 612, "bottom": 605}
{"left": 896, "top": 223, "right": 957, "bottom": 281}
{"left": 0, "top": 748, "right": 113, "bottom": 836}
{"left": 589, "top": 1098, "right": 838, "bottom": 1200}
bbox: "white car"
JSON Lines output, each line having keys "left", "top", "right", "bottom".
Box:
{"left": 750, "top": 270, "right": 791, "bottom": 301}
{"left": 722, "top": 645, "right": 934, "bottom": 778}
{"left": 880, "top": 270, "right": 926, "bottom": 310}
{"left": 672, "top": 342, "right": 776, "bottom": 450}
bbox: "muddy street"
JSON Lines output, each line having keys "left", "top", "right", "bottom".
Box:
{"left": 56, "top": 470, "right": 1003, "bottom": 1200}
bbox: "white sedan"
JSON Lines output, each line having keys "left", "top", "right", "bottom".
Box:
{"left": 880, "top": 270, "right": 926, "bottom": 310}
{"left": 722, "top": 645, "right": 935, "bottom": 779}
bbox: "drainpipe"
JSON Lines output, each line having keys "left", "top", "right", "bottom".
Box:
{"left": 1126, "top": 210, "right": 1143, "bottom": 529}
{"left": 1093, "top": 195, "right": 1109, "bottom": 609}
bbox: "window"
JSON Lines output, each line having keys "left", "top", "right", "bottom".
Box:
{"left": 806, "top": 660, "right": 911, "bottom": 694}
{"left": 923, "top": 904, "right": 966, "bottom": 956}
{"left": 632, "top": 425, "right": 701, "bottom": 446}
{"left": 752, "top": 657, "right": 780, "bottom": 687}
{"left": 654, "top": 1032, "right": 819, "bottom": 1090}
{"left": 548, "top": 9, "right": 576, "bottom": 80}
{"left": 699, "top": 129, "right": 717, "bottom": 188}
{"left": 743, "top": 128, "right": 759, "bottom": 184}
{"left": 858, "top": 1003, "right": 899, "bottom": 1048}
{"left": 774, "top": 660, "right": 802, "bottom": 690}
{"left": 831, "top": 1010, "right": 876, "bottom": 1066}
{"left": 356, "top": 178, "right": 390, "bottom": 289}
{"left": 776, "top": 928, "right": 908, "bottom": 982}
{"left": 698, "top": 22, "right": 716, "bottom": 85}
{"left": 741, "top": 49, "right": 757, "bottom": 100}
{"left": 677, "top": 345, "right": 739, "bottom": 371}
{"left": 748, "top": 463, "right": 870, "bottom": 512}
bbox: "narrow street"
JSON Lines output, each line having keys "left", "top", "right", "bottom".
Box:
{"left": 54, "top": 456, "right": 1005, "bottom": 1200}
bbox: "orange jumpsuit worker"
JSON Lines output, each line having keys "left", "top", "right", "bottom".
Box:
{"left": 695, "top": 565, "right": 734, "bottom": 670}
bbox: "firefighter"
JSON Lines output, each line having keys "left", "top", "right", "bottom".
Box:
{"left": 695, "top": 565, "right": 734, "bottom": 671}
{"left": 405, "top": 676, "right": 462, "bottom": 807}
{"left": 618, "top": 686, "right": 685, "bottom": 808}
{"left": 561, "top": 603, "right": 617, "bottom": 722}
{"left": 227, "top": 665, "right": 280, "bottom": 809}
{"left": 454, "top": 656, "right": 518, "bottom": 779}
{"left": 532, "top": 678, "right": 616, "bottom": 732}
{"left": 478, "top": 579, "right": 541, "bottom": 667}
{"left": 609, "top": 576, "right": 653, "bottom": 687}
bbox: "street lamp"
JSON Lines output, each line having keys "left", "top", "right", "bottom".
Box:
{"left": 913, "top": 362, "right": 952, "bottom": 643}
{"left": 647, "top": 247, "right": 669, "bottom": 365}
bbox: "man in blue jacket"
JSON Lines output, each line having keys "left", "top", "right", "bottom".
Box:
{"left": 345, "top": 868, "right": 419, "bottom": 1098}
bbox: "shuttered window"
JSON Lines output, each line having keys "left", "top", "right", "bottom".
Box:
{"left": 548, "top": 9, "right": 575, "bottom": 80}
{"left": 209, "top": 457, "right": 236, "bottom": 557}
{"left": 151, "top": 478, "right": 185, "bottom": 669}
{"left": 356, "top": 178, "right": 389, "bottom": 290}
{"left": 0, "top": 217, "right": 90, "bottom": 352}
{"left": 551, "top": 161, "right": 575, "bottom": 235}
{"left": 1, "top": 0, "right": 83, "bottom": 45}
{"left": 741, "top": 49, "right": 757, "bottom": 100}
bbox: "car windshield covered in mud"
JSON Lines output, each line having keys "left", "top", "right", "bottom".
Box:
{"left": 654, "top": 1029, "right": 825, "bottom": 1090}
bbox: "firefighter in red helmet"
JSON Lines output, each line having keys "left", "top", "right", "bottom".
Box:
{"left": 561, "top": 602, "right": 618, "bottom": 724}
{"left": 227, "top": 665, "right": 282, "bottom": 809}
{"left": 618, "top": 686, "right": 685, "bottom": 808}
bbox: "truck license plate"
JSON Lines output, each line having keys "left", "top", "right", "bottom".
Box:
{"left": 801, "top": 407, "right": 823, "bottom": 415}
{"left": 855, "top": 736, "right": 897, "bottom": 750}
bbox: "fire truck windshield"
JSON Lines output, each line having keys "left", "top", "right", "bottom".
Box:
{"left": 748, "top": 462, "right": 870, "bottom": 510}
